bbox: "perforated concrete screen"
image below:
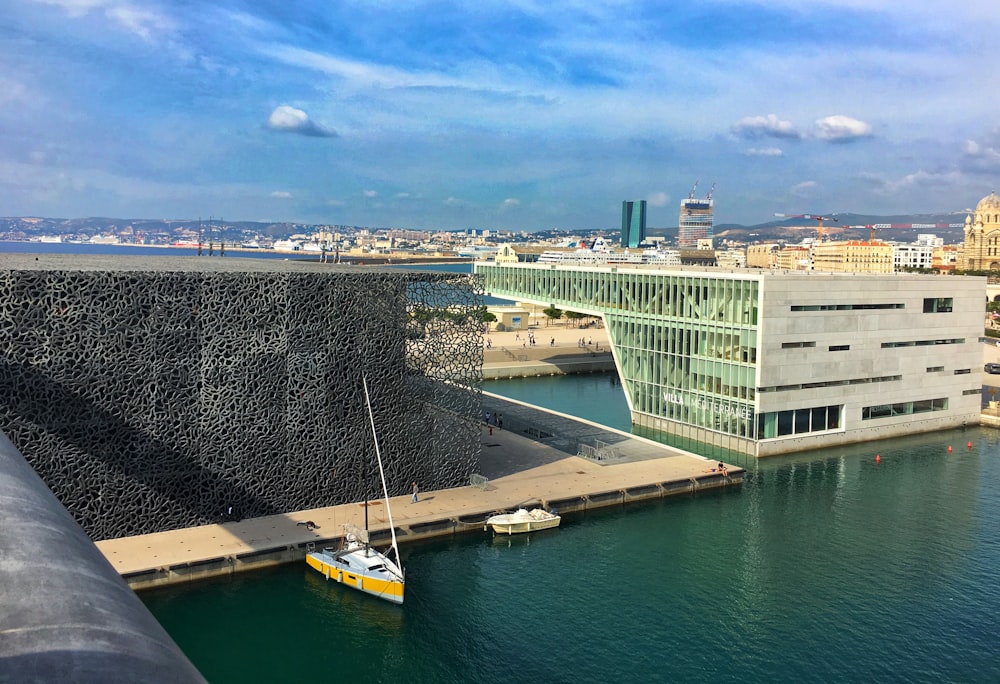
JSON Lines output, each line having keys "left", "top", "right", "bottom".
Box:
{"left": 0, "top": 255, "right": 482, "bottom": 540}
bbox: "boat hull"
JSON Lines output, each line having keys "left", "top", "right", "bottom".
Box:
{"left": 306, "top": 549, "right": 405, "bottom": 604}
{"left": 486, "top": 509, "right": 561, "bottom": 535}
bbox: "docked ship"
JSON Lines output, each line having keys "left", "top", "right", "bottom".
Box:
{"left": 537, "top": 237, "right": 680, "bottom": 266}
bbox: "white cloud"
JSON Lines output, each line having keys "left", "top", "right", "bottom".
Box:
{"left": 743, "top": 147, "right": 784, "bottom": 157}
{"left": 732, "top": 114, "right": 800, "bottom": 140}
{"left": 266, "top": 105, "right": 337, "bottom": 138}
{"left": 37, "top": 0, "right": 175, "bottom": 40}
{"left": 865, "top": 169, "right": 963, "bottom": 195}
{"left": 500, "top": 198, "right": 520, "bottom": 209}
{"left": 962, "top": 134, "right": 1000, "bottom": 172}
{"left": 270, "top": 190, "right": 292, "bottom": 198}
{"left": 363, "top": 189, "right": 377, "bottom": 198}
{"left": 814, "top": 115, "right": 872, "bottom": 143}
{"left": 647, "top": 192, "right": 669, "bottom": 207}
{"left": 791, "top": 181, "right": 819, "bottom": 197}
{"left": 443, "top": 196, "right": 466, "bottom": 207}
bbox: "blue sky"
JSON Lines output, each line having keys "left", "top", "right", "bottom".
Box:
{"left": 3, "top": 1, "right": 1000, "bottom": 231}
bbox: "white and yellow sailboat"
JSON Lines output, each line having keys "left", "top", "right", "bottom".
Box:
{"left": 305, "top": 377, "right": 405, "bottom": 604}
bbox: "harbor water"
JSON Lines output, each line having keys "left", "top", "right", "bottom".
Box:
{"left": 142, "top": 374, "right": 1000, "bottom": 683}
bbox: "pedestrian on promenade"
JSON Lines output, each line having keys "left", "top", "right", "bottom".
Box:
{"left": 497, "top": 414, "right": 503, "bottom": 429}
{"left": 411, "top": 481, "right": 419, "bottom": 503}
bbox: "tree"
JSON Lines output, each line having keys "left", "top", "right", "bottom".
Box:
{"left": 542, "top": 306, "right": 563, "bottom": 325}
{"left": 564, "top": 310, "right": 586, "bottom": 327}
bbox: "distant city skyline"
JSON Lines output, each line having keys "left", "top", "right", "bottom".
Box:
{"left": 3, "top": 1, "right": 999, "bottom": 231}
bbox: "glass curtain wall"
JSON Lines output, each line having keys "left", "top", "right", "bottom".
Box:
{"left": 478, "top": 264, "right": 760, "bottom": 444}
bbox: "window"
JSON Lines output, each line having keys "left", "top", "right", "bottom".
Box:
{"left": 781, "top": 341, "right": 816, "bottom": 349}
{"left": 923, "top": 297, "right": 953, "bottom": 313}
{"left": 882, "top": 338, "right": 963, "bottom": 348}
{"left": 863, "top": 397, "right": 947, "bottom": 419}
{"left": 829, "top": 345, "right": 850, "bottom": 351}
{"left": 791, "top": 303, "right": 903, "bottom": 311}
{"left": 757, "top": 403, "right": 842, "bottom": 438}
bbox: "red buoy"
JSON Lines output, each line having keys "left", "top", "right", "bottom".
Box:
{"left": 947, "top": 445, "right": 953, "bottom": 453}
{"left": 875, "top": 454, "right": 881, "bottom": 463}
{"left": 968, "top": 441, "right": 973, "bottom": 449}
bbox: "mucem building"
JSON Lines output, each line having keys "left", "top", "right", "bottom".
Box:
{"left": 0, "top": 255, "right": 482, "bottom": 540}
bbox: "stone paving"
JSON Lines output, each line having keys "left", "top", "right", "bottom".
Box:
{"left": 97, "top": 387, "right": 734, "bottom": 579}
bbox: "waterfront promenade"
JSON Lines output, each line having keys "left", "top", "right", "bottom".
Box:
{"left": 97, "top": 383, "right": 740, "bottom": 589}
{"left": 481, "top": 323, "right": 614, "bottom": 378}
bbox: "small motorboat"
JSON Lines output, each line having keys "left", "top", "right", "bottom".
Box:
{"left": 486, "top": 508, "right": 560, "bottom": 535}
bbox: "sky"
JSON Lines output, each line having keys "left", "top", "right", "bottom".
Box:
{"left": 3, "top": 1, "right": 1000, "bottom": 232}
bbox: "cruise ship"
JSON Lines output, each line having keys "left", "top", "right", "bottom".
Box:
{"left": 537, "top": 237, "right": 680, "bottom": 266}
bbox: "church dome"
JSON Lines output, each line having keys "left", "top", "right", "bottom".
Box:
{"left": 976, "top": 191, "right": 1000, "bottom": 213}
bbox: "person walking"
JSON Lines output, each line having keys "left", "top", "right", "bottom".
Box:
{"left": 411, "top": 481, "right": 419, "bottom": 503}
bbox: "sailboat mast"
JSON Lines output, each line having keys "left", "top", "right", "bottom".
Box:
{"left": 361, "top": 377, "right": 401, "bottom": 561}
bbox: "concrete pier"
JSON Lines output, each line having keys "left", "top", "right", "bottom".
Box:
{"left": 98, "top": 395, "right": 742, "bottom": 590}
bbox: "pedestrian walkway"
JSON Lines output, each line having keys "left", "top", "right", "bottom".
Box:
{"left": 98, "top": 393, "right": 740, "bottom": 589}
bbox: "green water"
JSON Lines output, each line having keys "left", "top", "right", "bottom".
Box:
{"left": 143, "top": 376, "right": 1000, "bottom": 683}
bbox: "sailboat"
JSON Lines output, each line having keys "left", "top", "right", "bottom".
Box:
{"left": 305, "top": 377, "right": 406, "bottom": 604}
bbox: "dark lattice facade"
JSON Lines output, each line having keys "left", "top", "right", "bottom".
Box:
{"left": 0, "top": 255, "right": 482, "bottom": 540}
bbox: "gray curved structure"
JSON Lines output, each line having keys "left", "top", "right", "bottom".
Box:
{"left": 0, "top": 430, "right": 205, "bottom": 682}
{"left": 0, "top": 255, "right": 482, "bottom": 540}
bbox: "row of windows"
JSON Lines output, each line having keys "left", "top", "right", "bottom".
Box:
{"left": 881, "top": 338, "right": 964, "bottom": 348}
{"left": 780, "top": 340, "right": 961, "bottom": 351}
{"left": 790, "top": 303, "right": 903, "bottom": 311}
{"left": 861, "top": 398, "right": 948, "bottom": 419}
{"left": 758, "top": 375, "right": 901, "bottom": 393}
{"left": 758, "top": 404, "right": 841, "bottom": 438}
{"left": 757, "top": 395, "right": 954, "bottom": 437}
{"left": 788, "top": 297, "right": 953, "bottom": 313}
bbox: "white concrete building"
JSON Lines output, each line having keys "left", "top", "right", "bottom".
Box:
{"left": 477, "top": 261, "right": 986, "bottom": 457}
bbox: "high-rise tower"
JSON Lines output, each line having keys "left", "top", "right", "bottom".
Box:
{"left": 678, "top": 183, "right": 714, "bottom": 248}
{"left": 621, "top": 200, "right": 647, "bottom": 248}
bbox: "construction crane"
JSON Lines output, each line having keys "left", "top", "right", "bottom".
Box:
{"left": 773, "top": 213, "right": 839, "bottom": 242}
{"left": 867, "top": 224, "right": 876, "bottom": 241}
{"left": 687, "top": 180, "right": 699, "bottom": 200}
{"left": 706, "top": 182, "right": 716, "bottom": 201}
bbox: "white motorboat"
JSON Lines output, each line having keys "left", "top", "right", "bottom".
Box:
{"left": 486, "top": 508, "right": 561, "bottom": 535}
{"left": 305, "top": 377, "right": 405, "bottom": 604}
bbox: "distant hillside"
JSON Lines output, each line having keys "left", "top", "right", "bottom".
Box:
{"left": 651, "top": 211, "right": 970, "bottom": 245}
{"left": 0, "top": 216, "right": 323, "bottom": 242}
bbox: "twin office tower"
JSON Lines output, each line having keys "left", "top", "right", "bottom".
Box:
{"left": 622, "top": 197, "right": 715, "bottom": 249}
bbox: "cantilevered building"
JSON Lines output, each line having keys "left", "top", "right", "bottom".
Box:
{"left": 621, "top": 200, "right": 646, "bottom": 248}
{"left": 476, "top": 260, "right": 984, "bottom": 458}
{"left": 678, "top": 196, "right": 713, "bottom": 248}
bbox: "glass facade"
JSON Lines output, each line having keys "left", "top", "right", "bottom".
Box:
{"left": 621, "top": 200, "right": 646, "bottom": 249}
{"left": 478, "top": 263, "right": 759, "bottom": 443}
